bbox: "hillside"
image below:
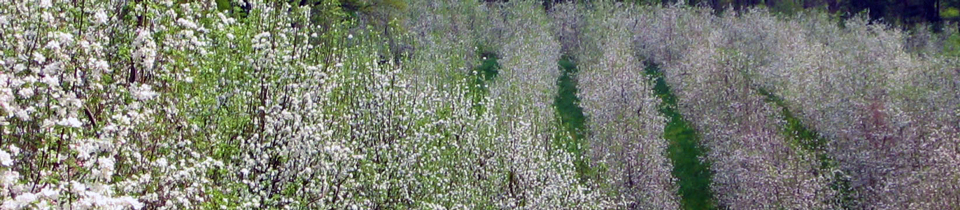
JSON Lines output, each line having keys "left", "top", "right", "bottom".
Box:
{"left": 0, "top": 0, "right": 958, "bottom": 209}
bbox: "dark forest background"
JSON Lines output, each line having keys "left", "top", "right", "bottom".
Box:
{"left": 621, "top": 0, "right": 955, "bottom": 31}
{"left": 320, "top": 0, "right": 958, "bottom": 31}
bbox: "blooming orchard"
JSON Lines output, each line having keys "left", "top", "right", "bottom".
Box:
{"left": 1, "top": 0, "right": 957, "bottom": 209}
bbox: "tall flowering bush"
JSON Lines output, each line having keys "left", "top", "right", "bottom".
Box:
{"left": 0, "top": 0, "right": 235, "bottom": 208}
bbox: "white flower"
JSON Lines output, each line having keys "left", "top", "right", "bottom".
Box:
{"left": 41, "top": 76, "right": 58, "bottom": 87}
{"left": 8, "top": 145, "right": 19, "bottom": 156}
{"left": 133, "top": 30, "right": 157, "bottom": 70}
{"left": 155, "top": 158, "right": 168, "bottom": 168}
{"left": 39, "top": 188, "right": 59, "bottom": 199}
{"left": 93, "top": 10, "right": 108, "bottom": 25}
{"left": 15, "top": 109, "right": 30, "bottom": 121}
{"left": 32, "top": 52, "right": 46, "bottom": 63}
{"left": 0, "top": 149, "right": 12, "bottom": 166}
{"left": 42, "top": 62, "right": 62, "bottom": 75}
{"left": 18, "top": 88, "right": 33, "bottom": 98}
{"left": 71, "top": 181, "right": 87, "bottom": 194}
{"left": 16, "top": 193, "right": 37, "bottom": 204}
{"left": 98, "top": 157, "right": 115, "bottom": 179}
{"left": 67, "top": 117, "right": 82, "bottom": 127}
{"left": 89, "top": 58, "right": 110, "bottom": 72}
{"left": 13, "top": 64, "right": 25, "bottom": 73}
{"left": 2, "top": 171, "right": 19, "bottom": 184}
{"left": 58, "top": 117, "right": 82, "bottom": 128}
{"left": 45, "top": 40, "right": 60, "bottom": 51}
{"left": 36, "top": 200, "right": 50, "bottom": 209}
{"left": 39, "top": 0, "right": 52, "bottom": 8}
{"left": 75, "top": 143, "right": 96, "bottom": 159}
{"left": 41, "top": 11, "right": 53, "bottom": 23}
{"left": 0, "top": 201, "right": 17, "bottom": 209}
{"left": 177, "top": 18, "right": 198, "bottom": 29}
{"left": 119, "top": 196, "right": 144, "bottom": 209}
{"left": 53, "top": 32, "right": 74, "bottom": 45}
{"left": 130, "top": 84, "right": 158, "bottom": 101}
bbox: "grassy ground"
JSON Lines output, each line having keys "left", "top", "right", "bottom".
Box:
{"left": 644, "top": 64, "right": 717, "bottom": 210}
{"left": 469, "top": 52, "right": 500, "bottom": 113}
{"left": 554, "top": 57, "right": 593, "bottom": 182}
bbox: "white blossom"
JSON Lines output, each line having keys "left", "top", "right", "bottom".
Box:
{"left": 17, "top": 88, "right": 33, "bottom": 98}
{"left": 58, "top": 117, "right": 82, "bottom": 128}
{"left": 177, "top": 18, "right": 198, "bottom": 29}
{"left": 94, "top": 10, "right": 109, "bottom": 25}
{"left": 38, "top": 0, "right": 52, "bottom": 9}
{"left": 15, "top": 193, "right": 37, "bottom": 205}
{"left": 130, "top": 84, "right": 158, "bottom": 101}
{"left": 0, "top": 149, "right": 12, "bottom": 166}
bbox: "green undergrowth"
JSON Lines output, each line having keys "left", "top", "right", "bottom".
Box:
{"left": 468, "top": 50, "right": 500, "bottom": 114}
{"left": 553, "top": 57, "right": 595, "bottom": 183}
{"left": 644, "top": 64, "right": 717, "bottom": 210}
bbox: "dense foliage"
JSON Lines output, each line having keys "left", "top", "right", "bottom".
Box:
{"left": 1, "top": 0, "right": 957, "bottom": 209}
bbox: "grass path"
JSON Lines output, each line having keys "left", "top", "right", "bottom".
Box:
{"left": 644, "top": 64, "right": 716, "bottom": 210}
{"left": 469, "top": 52, "right": 500, "bottom": 113}
{"left": 554, "top": 58, "right": 592, "bottom": 181}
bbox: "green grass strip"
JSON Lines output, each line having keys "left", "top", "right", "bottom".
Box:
{"left": 553, "top": 57, "right": 594, "bottom": 183}
{"left": 644, "top": 64, "right": 717, "bottom": 210}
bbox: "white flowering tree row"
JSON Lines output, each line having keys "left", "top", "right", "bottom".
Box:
{"left": 724, "top": 9, "right": 960, "bottom": 209}
{"left": 553, "top": 3, "right": 681, "bottom": 209}
{"left": 486, "top": 2, "right": 611, "bottom": 208}
{"left": 624, "top": 5, "right": 835, "bottom": 209}
{"left": 398, "top": 0, "right": 613, "bottom": 208}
